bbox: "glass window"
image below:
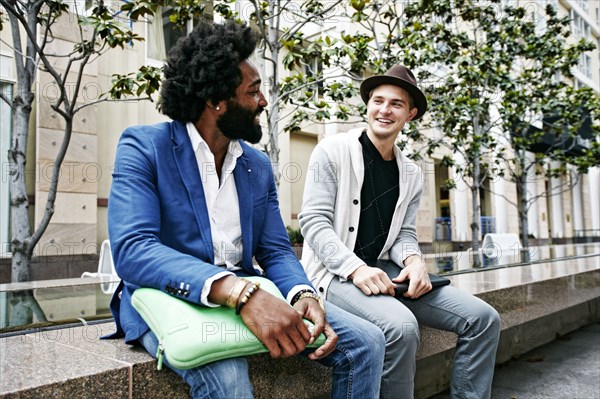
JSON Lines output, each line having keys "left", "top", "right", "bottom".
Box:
{"left": 571, "top": 10, "right": 591, "bottom": 40}
{"left": 147, "top": 7, "right": 198, "bottom": 62}
{"left": 574, "top": 0, "right": 589, "bottom": 13}
{"left": 572, "top": 11, "right": 581, "bottom": 37}
{"left": 304, "top": 57, "right": 323, "bottom": 98}
{"left": 0, "top": 82, "right": 12, "bottom": 256}
{"left": 577, "top": 53, "right": 592, "bottom": 78}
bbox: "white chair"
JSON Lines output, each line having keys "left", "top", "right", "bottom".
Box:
{"left": 481, "top": 233, "right": 522, "bottom": 265}
{"left": 82, "top": 239, "right": 120, "bottom": 294}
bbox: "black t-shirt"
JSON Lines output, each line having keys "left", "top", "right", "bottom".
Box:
{"left": 354, "top": 131, "right": 399, "bottom": 261}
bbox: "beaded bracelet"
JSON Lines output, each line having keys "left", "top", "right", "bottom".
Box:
{"left": 235, "top": 282, "right": 261, "bottom": 315}
{"left": 226, "top": 279, "right": 250, "bottom": 309}
{"left": 290, "top": 289, "right": 314, "bottom": 306}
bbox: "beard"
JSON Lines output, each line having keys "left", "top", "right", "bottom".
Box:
{"left": 217, "top": 99, "right": 264, "bottom": 144}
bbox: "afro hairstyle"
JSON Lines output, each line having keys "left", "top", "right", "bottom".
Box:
{"left": 158, "top": 19, "right": 258, "bottom": 123}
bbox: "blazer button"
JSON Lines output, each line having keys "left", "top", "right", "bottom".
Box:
{"left": 349, "top": 227, "right": 355, "bottom": 232}
{"left": 319, "top": 287, "right": 324, "bottom": 293}
{"left": 353, "top": 199, "right": 359, "bottom": 205}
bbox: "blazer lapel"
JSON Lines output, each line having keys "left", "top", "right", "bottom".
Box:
{"left": 233, "top": 152, "right": 254, "bottom": 271}
{"left": 171, "top": 121, "right": 214, "bottom": 263}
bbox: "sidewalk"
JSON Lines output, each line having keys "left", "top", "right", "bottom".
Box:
{"left": 432, "top": 322, "right": 600, "bottom": 399}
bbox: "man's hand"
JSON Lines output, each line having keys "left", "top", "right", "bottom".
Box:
{"left": 239, "top": 289, "right": 312, "bottom": 358}
{"left": 392, "top": 255, "right": 432, "bottom": 299}
{"left": 349, "top": 265, "right": 396, "bottom": 296}
{"left": 293, "top": 298, "right": 338, "bottom": 360}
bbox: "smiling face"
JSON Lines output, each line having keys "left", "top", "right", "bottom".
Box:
{"left": 217, "top": 59, "right": 268, "bottom": 144}
{"left": 366, "top": 84, "right": 418, "bottom": 142}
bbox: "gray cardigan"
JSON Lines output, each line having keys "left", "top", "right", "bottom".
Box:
{"left": 298, "top": 128, "right": 424, "bottom": 295}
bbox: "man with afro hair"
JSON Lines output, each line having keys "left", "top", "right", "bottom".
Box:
{"left": 107, "top": 19, "right": 386, "bottom": 398}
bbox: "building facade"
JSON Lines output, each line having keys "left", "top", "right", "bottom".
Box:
{"left": 0, "top": 0, "right": 598, "bottom": 264}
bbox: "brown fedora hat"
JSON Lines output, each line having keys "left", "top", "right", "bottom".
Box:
{"left": 360, "top": 64, "right": 428, "bottom": 120}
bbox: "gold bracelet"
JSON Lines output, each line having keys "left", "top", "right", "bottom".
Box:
{"left": 226, "top": 279, "right": 250, "bottom": 309}
{"left": 235, "top": 282, "right": 261, "bottom": 315}
{"left": 297, "top": 292, "right": 326, "bottom": 314}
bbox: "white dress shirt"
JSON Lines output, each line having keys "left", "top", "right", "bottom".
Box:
{"left": 187, "top": 122, "right": 242, "bottom": 306}
{"left": 187, "top": 123, "right": 314, "bottom": 306}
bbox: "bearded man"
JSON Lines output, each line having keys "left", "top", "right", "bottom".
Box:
{"left": 106, "top": 19, "right": 385, "bottom": 399}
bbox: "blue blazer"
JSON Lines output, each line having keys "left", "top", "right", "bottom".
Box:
{"left": 108, "top": 120, "right": 313, "bottom": 343}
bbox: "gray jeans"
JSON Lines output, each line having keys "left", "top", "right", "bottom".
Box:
{"left": 327, "top": 279, "right": 500, "bottom": 399}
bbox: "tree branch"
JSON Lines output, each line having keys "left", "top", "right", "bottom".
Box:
{"left": 273, "top": 105, "right": 364, "bottom": 136}
{"left": 29, "top": 120, "right": 73, "bottom": 251}
{"left": 38, "top": 1, "right": 59, "bottom": 56}
{"left": 279, "top": 71, "right": 353, "bottom": 102}
{"left": 361, "top": 3, "right": 390, "bottom": 57}
{"left": 73, "top": 95, "right": 155, "bottom": 114}
{"left": 0, "top": 37, "right": 36, "bottom": 66}
{"left": 64, "top": 40, "right": 95, "bottom": 114}
{"left": 3, "top": 0, "right": 68, "bottom": 99}
{"left": 283, "top": 0, "right": 344, "bottom": 41}
{"left": 2, "top": 1, "right": 26, "bottom": 74}
{"left": 249, "top": 0, "right": 272, "bottom": 53}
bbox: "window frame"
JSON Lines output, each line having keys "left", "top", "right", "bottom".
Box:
{"left": 145, "top": 7, "right": 195, "bottom": 67}
{"left": 0, "top": 80, "right": 13, "bottom": 257}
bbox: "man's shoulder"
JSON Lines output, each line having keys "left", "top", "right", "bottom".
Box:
{"left": 122, "top": 121, "right": 176, "bottom": 138}
{"left": 118, "top": 121, "right": 192, "bottom": 154}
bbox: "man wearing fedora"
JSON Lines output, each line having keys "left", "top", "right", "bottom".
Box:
{"left": 299, "top": 64, "right": 500, "bottom": 399}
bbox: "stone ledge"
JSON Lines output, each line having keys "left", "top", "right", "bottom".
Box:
{"left": 1, "top": 256, "right": 599, "bottom": 399}
{"left": 0, "top": 322, "right": 330, "bottom": 399}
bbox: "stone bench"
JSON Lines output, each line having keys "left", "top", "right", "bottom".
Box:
{"left": 1, "top": 254, "right": 599, "bottom": 399}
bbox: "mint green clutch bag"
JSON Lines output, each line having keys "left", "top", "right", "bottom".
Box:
{"left": 131, "top": 276, "right": 326, "bottom": 370}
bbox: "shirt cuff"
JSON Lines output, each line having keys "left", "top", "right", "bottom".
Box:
{"left": 286, "top": 284, "right": 316, "bottom": 304}
{"left": 402, "top": 252, "right": 424, "bottom": 265}
{"left": 338, "top": 256, "right": 368, "bottom": 282}
{"left": 201, "top": 271, "right": 235, "bottom": 307}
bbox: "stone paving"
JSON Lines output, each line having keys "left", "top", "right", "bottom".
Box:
{"left": 431, "top": 322, "right": 600, "bottom": 399}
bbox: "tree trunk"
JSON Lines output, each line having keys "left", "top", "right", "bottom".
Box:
{"left": 266, "top": 1, "right": 281, "bottom": 186}
{"left": 9, "top": 89, "right": 35, "bottom": 283}
{"left": 6, "top": 5, "right": 40, "bottom": 282}
{"left": 8, "top": 291, "right": 47, "bottom": 329}
{"left": 517, "top": 151, "right": 531, "bottom": 263}
{"left": 470, "top": 157, "right": 482, "bottom": 267}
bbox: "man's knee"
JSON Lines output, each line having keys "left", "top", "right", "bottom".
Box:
{"left": 368, "top": 325, "right": 387, "bottom": 360}
{"left": 470, "top": 302, "right": 501, "bottom": 340}
{"left": 384, "top": 317, "right": 420, "bottom": 349}
{"left": 186, "top": 358, "right": 253, "bottom": 398}
{"left": 348, "top": 318, "right": 387, "bottom": 361}
{"left": 482, "top": 305, "right": 501, "bottom": 336}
